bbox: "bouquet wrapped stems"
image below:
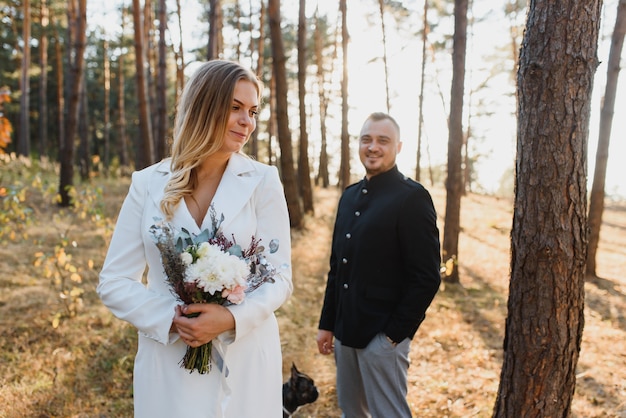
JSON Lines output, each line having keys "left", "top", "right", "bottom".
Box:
{"left": 181, "top": 342, "right": 212, "bottom": 374}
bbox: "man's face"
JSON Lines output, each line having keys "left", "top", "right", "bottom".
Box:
{"left": 358, "top": 118, "right": 402, "bottom": 179}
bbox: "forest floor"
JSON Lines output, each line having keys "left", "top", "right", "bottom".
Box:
{"left": 0, "top": 164, "right": 625, "bottom": 417}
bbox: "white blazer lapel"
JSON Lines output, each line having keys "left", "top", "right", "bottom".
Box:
{"left": 212, "top": 153, "right": 262, "bottom": 231}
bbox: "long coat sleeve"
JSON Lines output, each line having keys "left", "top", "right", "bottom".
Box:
{"left": 98, "top": 153, "right": 292, "bottom": 418}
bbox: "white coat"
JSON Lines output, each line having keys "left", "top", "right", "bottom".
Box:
{"left": 98, "top": 153, "right": 293, "bottom": 417}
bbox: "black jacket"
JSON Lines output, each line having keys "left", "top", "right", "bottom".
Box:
{"left": 318, "top": 166, "right": 441, "bottom": 348}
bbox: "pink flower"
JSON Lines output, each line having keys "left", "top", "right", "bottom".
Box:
{"left": 222, "top": 284, "right": 248, "bottom": 305}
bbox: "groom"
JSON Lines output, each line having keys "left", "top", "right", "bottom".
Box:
{"left": 316, "top": 112, "right": 441, "bottom": 417}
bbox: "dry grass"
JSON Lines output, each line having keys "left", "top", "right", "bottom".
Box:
{"left": 1, "top": 172, "right": 625, "bottom": 418}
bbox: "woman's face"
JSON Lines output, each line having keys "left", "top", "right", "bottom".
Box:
{"left": 220, "top": 80, "right": 259, "bottom": 154}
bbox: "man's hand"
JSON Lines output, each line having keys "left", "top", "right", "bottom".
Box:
{"left": 316, "top": 329, "right": 335, "bottom": 355}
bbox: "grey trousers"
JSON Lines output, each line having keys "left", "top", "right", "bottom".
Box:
{"left": 335, "top": 333, "right": 412, "bottom": 418}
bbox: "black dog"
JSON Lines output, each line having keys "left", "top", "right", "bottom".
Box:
{"left": 282, "top": 363, "right": 319, "bottom": 417}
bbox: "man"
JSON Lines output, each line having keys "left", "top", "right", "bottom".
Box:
{"left": 316, "top": 112, "right": 441, "bottom": 417}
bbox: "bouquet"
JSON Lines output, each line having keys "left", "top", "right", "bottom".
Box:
{"left": 149, "top": 206, "right": 279, "bottom": 374}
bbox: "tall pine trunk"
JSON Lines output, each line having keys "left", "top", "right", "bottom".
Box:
{"left": 314, "top": 10, "right": 331, "bottom": 188}
{"left": 442, "top": 0, "right": 468, "bottom": 284}
{"left": 268, "top": 0, "right": 304, "bottom": 229}
{"left": 132, "top": 0, "right": 155, "bottom": 169}
{"left": 377, "top": 0, "right": 390, "bottom": 113}
{"left": 18, "top": 0, "right": 31, "bottom": 157}
{"left": 38, "top": 0, "right": 49, "bottom": 158}
{"left": 117, "top": 6, "right": 129, "bottom": 168}
{"left": 338, "top": 0, "right": 350, "bottom": 189}
{"left": 103, "top": 39, "right": 111, "bottom": 170}
{"left": 493, "top": 0, "right": 602, "bottom": 415}
{"left": 78, "top": 75, "right": 89, "bottom": 180}
{"left": 586, "top": 0, "right": 626, "bottom": 277}
{"left": 156, "top": 0, "right": 168, "bottom": 160}
{"left": 58, "top": 0, "right": 86, "bottom": 207}
{"left": 416, "top": 0, "right": 429, "bottom": 182}
{"left": 207, "top": 0, "right": 222, "bottom": 60}
{"left": 297, "top": 0, "right": 314, "bottom": 214}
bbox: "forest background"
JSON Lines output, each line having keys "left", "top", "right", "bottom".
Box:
{"left": 1, "top": 0, "right": 625, "bottom": 417}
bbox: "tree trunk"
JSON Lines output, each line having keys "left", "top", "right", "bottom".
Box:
{"left": 143, "top": 0, "right": 157, "bottom": 147}
{"left": 54, "top": 24, "right": 64, "bottom": 164}
{"left": 442, "top": 0, "right": 468, "bottom": 284}
{"left": 234, "top": 3, "right": 241, "bottom": 61}
{"left": 132, "top": 0, "right": 155, "bottom": 169}
{"left": 248, "top": 1, "right": 266, "bottom": 160}
{"left": 207, "top": 0, "right": 223, "bottom": 60}
{"left": 493, "top": 0, "right": 601, "bottom": 416}
{"left": 103, "top": 39, "right": 111, "bottom": 170}
{"left": 297, "top": 0, "right": 314, "bottom": 214}
{"left": 18, "top": 0, "right": 31, "bottom": 157}
{"left": 268, "top": 0, "right": 304, "bottom": 229}
{"left": 416, "top": 0, "right": 429, "bottom": 182}
{"left": 78, "top": 75, "right": 89, "bottom": 180}
{"left": 118, "top": 7, "right": 129, "bottom": 168}
{"left": 586, "top": 0, "right": 626, "bottom": 278}
{"left": 39, "top": 0, "right": 49, "bottom": 158}
{"left": 256, "top": 1, "right": 266, "bottom": 81}
{"left": 377, "top": 0, "right": 390, "bottom": 113}
{"left": 174, "top": 0, "right": 185, "bottom": 97}
{"left": 267, "top": 73, "right": 276, "bottom": 166}
{"left": 338, "top": 0, "right": 350, "bottom": 189}
{"left": 156, "top": 0, "right": 168, "bottom": 160}
{"left": 59, "top": 0, "right": 86, "bottom": 207}
{"left": 314, "top": 10, "right": 331, "bottom": 189}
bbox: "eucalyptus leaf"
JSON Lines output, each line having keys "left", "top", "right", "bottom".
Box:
{"left": 227, "top": 244, "right": 243, "bottom": 258}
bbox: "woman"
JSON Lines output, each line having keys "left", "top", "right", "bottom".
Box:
{"left": 98, "top": 60, "right": 292, "bottom": 417}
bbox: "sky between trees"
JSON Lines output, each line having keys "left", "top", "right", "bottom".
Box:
{"left": 90, "top": 0, "right": 626, "bottom": 198}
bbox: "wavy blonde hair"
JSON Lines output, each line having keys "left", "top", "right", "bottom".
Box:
{"left": 160, "top": 60, "right": 262, "bottom": 219}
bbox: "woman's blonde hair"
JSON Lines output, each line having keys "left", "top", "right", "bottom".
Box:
{"left": 160, "top": 60, "right": 262, "bottom": 219}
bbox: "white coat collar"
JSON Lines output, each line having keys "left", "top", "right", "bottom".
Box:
{"left": 147, "top": 153, "right": 263, "bottom": 231}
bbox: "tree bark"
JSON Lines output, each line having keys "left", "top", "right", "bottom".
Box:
{"left": 297, "top": 0, "right": 314, "bottom": 214}
{"left": 338, "top": 0, "right": 350, "bottom": 189}
{"left": 493, "top": 0, "right": 602, "bottom": 416}
{"left": 314, "top": 10, "right": 331, "bottom": 188}
{"left": 39, "top": 0, "right": 49, "bottom": 158}
{"left": 18, "top": 0, "right": 31, "bottom": 157}
{"left": 156, "top": 0, "right": 168, "bottom": 160}
{"left": 103, "top": 39, "right": 111, "bottom": 170}
{"left": 442, "top": 0, "right": 468, "bottom": 284}
{"left": 117, "top": 7, "right": 129, "bottom": 167}
{"left": 207, "top": 0, "right": 223, "bottom": 60}
{"left": 132, "top": 0, "right": 155, "bottom": 169}
{"left": 416, "top": 0, "right": 429, "bottom": 182}
{"left": 377, "top": 0, "right": 390, "bottom": 113}
{"left": 586, "top": 0, "right": 626, "bottom": 278}
{"left": 54, "top": 23, "right": 64, "bottom": 164}
{"left": 58, "top": 0, "right": 86, "bottom": 207}
{"left": 78, "top": 75, "right": 89, "bottom": 180}
{"left": 174, "top": 0, "right": 186, "bottom": 98}
{"left": 247, "top": 1, "right": 265, "bottom": 160}
{"left": 268, "top": 0, "right": 304, "bottom": 229}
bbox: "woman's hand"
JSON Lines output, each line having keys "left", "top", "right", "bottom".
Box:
{"left": 173, "top": 304, "right": 235, "bottom": 347}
